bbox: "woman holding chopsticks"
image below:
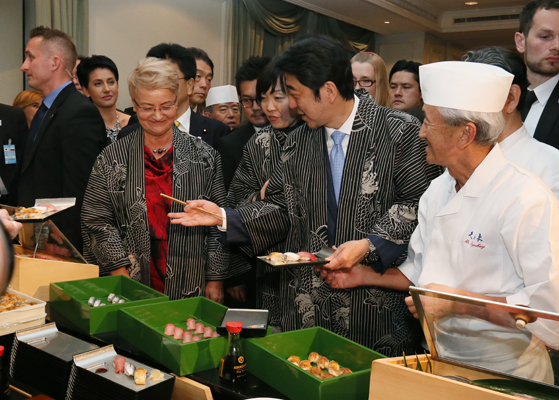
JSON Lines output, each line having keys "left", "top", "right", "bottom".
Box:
{"left": 81, "top": 57, "right": 244, "bottom": 302}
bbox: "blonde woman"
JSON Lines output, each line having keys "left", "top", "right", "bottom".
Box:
{"left": 81, "top": 58, "right": 241, "bottom": 302}
{"left": 351, "top": 52, "right": 390, "bottom": 107}
{"left": 13, "top": 90, "right": 43, "bottom": 127}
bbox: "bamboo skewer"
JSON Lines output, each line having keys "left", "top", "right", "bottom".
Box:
{"left": 160, "top": 193, "right": 224, "bottom": 220}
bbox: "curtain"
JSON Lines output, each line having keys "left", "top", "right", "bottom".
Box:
{"left": 32, "top": 0, "right": 88, "bottom": 55}
{"left": 232, "top": 0, "right": 376, "bottom": 78}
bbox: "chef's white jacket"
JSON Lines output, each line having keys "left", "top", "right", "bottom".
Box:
{"left": 500, "top": 125, "right": 559, "bottom": 199}
{"left": 399, "top": 144, "right": 559, "bottom": 383}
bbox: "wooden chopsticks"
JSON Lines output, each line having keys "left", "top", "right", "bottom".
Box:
{"left": 160, "top": 193, "right": 224, "bottom": 220}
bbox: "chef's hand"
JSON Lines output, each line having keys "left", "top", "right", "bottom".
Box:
{"left": 406, "top": 283, "right": 458, "bottom": 320}
{"left": 320, "top": 264, "right": 372, "bottom": 289}
{"left": 109, "top": 266, "right": 131, "bottom": 278}
{"left": 227, "top": 284, "right": 246, "bottom": 303}
{"left": 169, "top": 200, "right": 222, "bottom": 227}
{"left": 0, "top": 209, "right": 22, "bottom": 239}
{"left": 206, "top": 280, "right": 224, "bottom": 304}
{"left": 322, "top": 239, "right": 369, "bottom": 270}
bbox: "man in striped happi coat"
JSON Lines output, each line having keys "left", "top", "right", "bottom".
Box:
{"left": 172, "top": 37, "right": 440, "bottom": 356}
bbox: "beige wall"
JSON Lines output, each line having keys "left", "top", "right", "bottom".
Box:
{"left": 89, "top": 0, "right": 232, "bottom": 111}
{"left": 0, "top": 0, "right": 24, "bottom": 105}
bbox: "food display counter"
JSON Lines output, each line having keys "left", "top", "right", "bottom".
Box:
{"left": 370, "top": 287, "right": 559, "bottom": 400}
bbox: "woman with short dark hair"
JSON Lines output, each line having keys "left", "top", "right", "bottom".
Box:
{"left": 77, "top": 55, "right": 131, "bottom": 143}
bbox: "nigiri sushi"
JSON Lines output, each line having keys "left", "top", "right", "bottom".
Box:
{"left": 284, "top": 252, "right": 301, "bottom": 262}
{"left": 203, "top": 326, "right": 214, "bottom": 338}
{"left": 194, "top": 322, "right": 205, "bottom": 334}
{"left": 173, "top": 327, "right": 184, "bottom": 340}
{"left": 182, "top": 331, "right": 193, "bottom": 343}
{"left": 134, "top": 368, "right": 147, "bottom": 385}
{"left": 149, "top": 369, "right": 164, "bottom": 382}
{"left": 186, "top": 318, "right": 196, "bottom": 330}
{"left": 164, "top": 323, "right": 175, "bottom": 336}
{"left": 124, "top": 362, "right": 135, "bottom": 377}
{"left": 297, "top": 251, "right": 317, "bottom": 262}
{"left": 113, "top": 355, "right": 126, "bottom": 374}
{"left": 267, "top": 252, "right": 286, "bottom": 263}
{"left": 191, "top": 336, "right": 201, "bottom": 342}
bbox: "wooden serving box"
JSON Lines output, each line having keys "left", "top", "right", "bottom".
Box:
{"left": 370, "top": 354, "right": 516, "bottom": 400}
{"left": 10, "top": 244, "right": 99, "bottom": 301}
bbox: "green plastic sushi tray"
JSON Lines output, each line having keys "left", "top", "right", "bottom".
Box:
{"left": 49, "top": 275, "right": 169, "bottom": 334}
{"left": 118, "top": 297, "right": 228, "bottom": 376}
{"left": 244, "top": 327, "right": 385, "bottom": 400}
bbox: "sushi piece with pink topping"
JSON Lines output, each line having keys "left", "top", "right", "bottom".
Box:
{"left": 164, "top": 323, "right": 176, "bottom": 336}
{"left": 203, "top": 326, "right": 214, "bottom": 338}
{"left": 212, "top": 331, "right": 220, "bottom": 338}
{"left": 113, "top": 355, "right": 126, "bottom": 374}
{"left": 182, "top": 331, "right": 193, "bottom": 343}
{"left": 297, "top": 251, "right": 316, "bottom": 262}
{"left": 194, "top": 322, "right": 205, "bottom": 334}
{"left": 186, "top": 318, "right": 196, "bottom": 330}
{"left": 192, "top": 336, "right": 201, "bottom": 342}
{"left": 173, "top": 327, "right": 184, "bottom": 340}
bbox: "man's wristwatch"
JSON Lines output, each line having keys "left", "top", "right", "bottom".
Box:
{"left": 364, "top": 238, "right": 380, "bottom": 264}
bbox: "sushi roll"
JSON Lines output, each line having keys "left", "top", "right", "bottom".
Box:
{"left": 111, "top": 296, "right": 120, "bottom": 304}
{"left": 113, "top": 355, "right": 126, "bottom": 374}
{"left": 118, "top": 299, "right": 125, "bottom": 304}
{"left": 93, "top": 299, "right": 102, "bottom": 307}
{"left": 88, "top": 297, "right": 96, "bottom": 307}
{"left": 107, "top": 293, "right": 116, "bottom": 302}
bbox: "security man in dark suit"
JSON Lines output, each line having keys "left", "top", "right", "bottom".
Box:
{"left": 0, "top": 104, "right": 27, "bottom": 198}
{"left": 515, "top": 0, "right": 559, "bottom": 149}
{"left": 13, "top": 26, "right": 106, "bottom": 253}
{"left": 118, "top": 44, "right": 230, "bottom": 149}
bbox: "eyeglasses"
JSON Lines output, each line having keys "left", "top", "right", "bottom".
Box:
{"left": 240, "top": 98, "right": 258, "bottom": 108}
{"left": 353, "top": 79, "right": 376, "bottom": 88}
{"left": 133, "top": 98, "right": 177, "bottom": 115}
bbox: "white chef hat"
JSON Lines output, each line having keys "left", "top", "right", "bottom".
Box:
{"left": 205, "top": 85, "right": 239, "bottom": 107}
{"left": 419, "top": 61, "right": 514, "bottom": 113}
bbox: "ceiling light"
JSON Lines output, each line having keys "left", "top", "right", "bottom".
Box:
{"left": 384, "top": 21, "right": 390, "bottom": 24}
{"left": 465, "top": 2, "right": 478, "bottom": 5}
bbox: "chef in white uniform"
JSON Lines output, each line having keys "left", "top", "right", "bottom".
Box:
{"left": 321, "top": 61, "right": 559, "bottom": 384}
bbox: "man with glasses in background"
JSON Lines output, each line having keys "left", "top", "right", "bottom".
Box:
{"left": 12, "top": 26, "right": 105, "bottom": 253}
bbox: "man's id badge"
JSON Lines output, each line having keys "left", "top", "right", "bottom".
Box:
{"left": 3, "top": 140, "right": 16, "bottom": 165}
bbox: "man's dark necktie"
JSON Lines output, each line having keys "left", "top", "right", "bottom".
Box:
{"left": 521, "top": 90, "right": 538, "bottom": 121}
{"left": 28, "top": 102, "right": 48, "bottom": 143}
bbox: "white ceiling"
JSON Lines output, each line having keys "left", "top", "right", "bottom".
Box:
{"left": 285, "top": 0, "right": 528, "bottom": 50}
